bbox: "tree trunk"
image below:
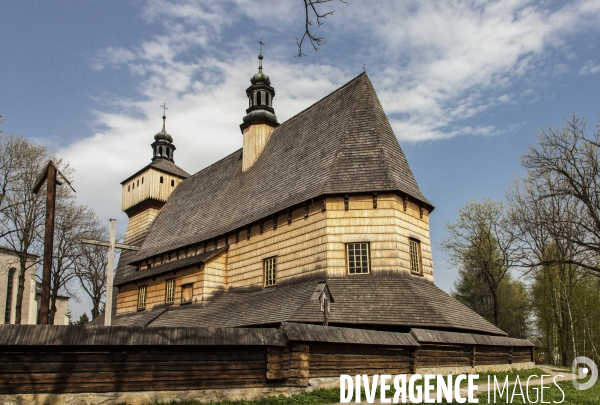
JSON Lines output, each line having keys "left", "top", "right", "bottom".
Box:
{"left": 13, "top": 255, "right": 27, "bottom": 325}
{"left": 491, "top": 287, "right": 500, "bottom": 327}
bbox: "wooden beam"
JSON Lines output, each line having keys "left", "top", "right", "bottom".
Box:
{"left": 39, "top": 163, "right": 57, "bottom": 325}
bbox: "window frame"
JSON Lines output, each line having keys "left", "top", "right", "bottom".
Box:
{"left": 180, "top": 283, "right": 193, "bottom": 304}
{"left": 137, "top": 285, "right": 147, "bottom": 310}
{"left": 346, "top": 242, "right": 370, "bottom": 275}
{"left": 264, "top": 256, "right": 277, "bottom": 287}
{"left": 409, "top": 238, "right": 423, "bottom": 275}
{"left": 165, "top": 278, "right": 175, "bottom": 304}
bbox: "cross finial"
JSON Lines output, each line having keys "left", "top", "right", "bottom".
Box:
{"left": 257, "top": 39, "right": 265, "bottom": 72}
{"left": 160, "top": 102, "right": 168, "bottom": 118}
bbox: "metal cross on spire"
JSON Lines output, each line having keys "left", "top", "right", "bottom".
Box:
{"left": 160, "top": 102, "right": 168, "bottom": 117}
{"left": 257, "top": 39, "right": 265, "bottom": 55}
{"left": 257, "top": 39, "right": 265, "bottom": 72}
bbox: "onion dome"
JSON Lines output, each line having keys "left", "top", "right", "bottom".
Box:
{"left": 151, "top": 110, "right": 176, "bottom": 163}
{"left": 241, "top": 52, "right": 278, "bottom": 130}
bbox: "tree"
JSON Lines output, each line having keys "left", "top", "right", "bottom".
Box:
{"left": 297, "top": 0, "right": 347, "bottom": 57}
{"left": 0, "top": 134, "right": 51, "bottom": 324}
{"left": 72, "top": 313, "right": 89, "bottom": 325}
{"left": 441, "top": 198, "right": 520, "bottom": 327}
{"left": 75, "top": 219, "right": 109, "bottom": 320}
{"left": 48, "top": 195, "right": 102, "bottom": 324}
{"left": 506, "top": 114, "right": 600, "bottom": 366}
{"left": 520, "top": 115, "right": 600, "bottom": 274}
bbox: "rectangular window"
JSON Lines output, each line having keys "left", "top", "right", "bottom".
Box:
{"left": 409, "top": 239, "right": 421, "bottom": 274}
{"left": 264, "top": 257, "right": 277, "bottom": 287}
{"left": 165, "top": 279, "right": 175, "bottom": 304}
{"left": 181, "top": 284, "right": 193, "bottom": 303}
{"left": 4, "top": 268, "right": 15, "bottom": 324}
{"left": 347, "top": 243, "right": 369, "bottom": 274}
{"left": 137, "top": 286, "right": 147, "bottom": 310}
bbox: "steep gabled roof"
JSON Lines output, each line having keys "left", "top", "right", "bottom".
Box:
{"left": 132, "top": 73, "right": 432, "bottom": 262}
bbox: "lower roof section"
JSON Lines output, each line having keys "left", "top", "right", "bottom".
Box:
{"left": 0, "top": 322, "right": 532, "bottom": 348}
{"left": 118, "top": 276, "right": 507, "bottom": 336}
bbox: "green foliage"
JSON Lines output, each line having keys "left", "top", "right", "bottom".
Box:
{"left": 476, "top": 379, "right": 600, "bottom": 404}
{"left": 72, "top": 312, "right": 89, "bottom": 325}
{"left": 142, "top": 388, "right": 340, "bottom": 405}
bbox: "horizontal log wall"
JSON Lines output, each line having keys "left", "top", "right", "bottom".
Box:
{"left": 308, "top": 343, "right": 412, "bottom": 377}
{"left": 0, "top": 346, "right": 292, "bottom": 395}
{"left": 0, "top": 341, "right": 532, "bottom": 396}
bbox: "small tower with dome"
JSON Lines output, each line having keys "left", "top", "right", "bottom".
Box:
{"left": 240, "top": 43, "right": 279, "bottom": 171}
{"left": 120, "top": 108, "right": 190, "bottom": 246}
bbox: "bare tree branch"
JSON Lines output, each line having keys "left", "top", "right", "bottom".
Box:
{"left": 296, "top": 0, "right": 347, "bottom": 57}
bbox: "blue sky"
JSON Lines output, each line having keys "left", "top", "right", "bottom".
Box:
{"left": 2, "top": 0, "right": 600, "bottom": 320}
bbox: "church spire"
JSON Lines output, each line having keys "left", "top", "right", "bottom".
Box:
{"left": 151, "top": 103, "right": 176, "bottom": 163}
{"left": 241, "top": 42, "right": 278, "bottom": 131}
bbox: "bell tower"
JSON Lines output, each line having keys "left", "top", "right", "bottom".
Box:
{"left": 121, "top": 107, "right": 190, "bottom": 245}
{"left": 240, "top": 42, "right": 279, "bottom": 171}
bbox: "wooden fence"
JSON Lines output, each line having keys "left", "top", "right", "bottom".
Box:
{"left": 0, "top": 323, "right": 534, "bottom": 395}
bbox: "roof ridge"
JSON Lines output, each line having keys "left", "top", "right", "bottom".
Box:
{"left": 276, "top": 72, "right": 368, "bottom": 130}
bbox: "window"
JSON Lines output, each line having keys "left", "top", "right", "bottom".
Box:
{"left": 181, "top": 284, "right": 193, "bottom": 303}
{"left": 5, "top": 268, "right": 15, "bottom": 323}
{"left": 160, "top": 176, "right": 163, "bottom": 184}
{"left": 137, "top": 286, "right": 147, "bottom": 310}
{"left": 128, "top": 185, "right": 130, "bottom": 191}
{"left": 171, "top": 179, "right": 175, "bottom": 187}
{"left": 264, "top": 257, "right": 277, "bottom": 287}
{"left": 141, "top": 177, "right": 144, "bottom": 184}
{"left": 165, "top": 279, "right": 175, "bottom": 304}
{"left": 409, "top": 239, "right": 422, "bottom": 274}
{"left": 347, "top": 243, "right": 369, "bottom": 274}
{"left": 165, "top": 278, "right": 175, "bottom": 304}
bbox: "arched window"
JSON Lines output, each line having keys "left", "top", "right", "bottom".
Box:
{"left": 160, "top": 176, "right": 164, "bottom": 184}
{"left": 137, "top": 179, "right": 139, "bottom": 186}
{"left": 171, "top": 179, "right": 175, "bottom": 187}
{"left": 132, "top": 182, "right": 135, "bottom": 189}
{"left": 159, "top": 146, "right": 163, "bottom": 156}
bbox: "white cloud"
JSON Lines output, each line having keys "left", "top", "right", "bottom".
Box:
{"left": 579, "top": 60, "right": 600, "bottom": 75}
{"left": 57, "top": 0, "right": 600, "bottom": 222}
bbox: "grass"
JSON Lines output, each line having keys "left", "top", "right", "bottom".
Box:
{"left": 142, "top": 389, "right": 339, "bottom": 405}
{"left": 477, "top": 378, "right": 600, "bottom": 404}
{"left": 121, "top": 368, "right": 599, "bottom": 405}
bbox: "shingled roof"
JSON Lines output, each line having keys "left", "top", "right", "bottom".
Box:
{"left": 132, "top": 73, "right": 432, "bottom": 262}
{"left": 121, "top": 158, "right": 190, "bottom": 185}
{"left": 138, "top": 276, "right": 505, "bottom": 336}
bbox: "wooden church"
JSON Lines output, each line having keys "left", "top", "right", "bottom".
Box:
{"left": 0, "top": 53, "right": 535, "bottom": 403}
{"left": 111, "top": 54, "right": 506, "bottom": 336}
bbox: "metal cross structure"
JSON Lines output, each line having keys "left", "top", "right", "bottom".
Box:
{"left": 257, "top": 39, "right": 265, "bottom": 55}
{"left": 160, "top": 102, "right": 168, "bottom": 117}
{"left": 33, "top": 161, "right": 76, "bottom": 325}
{"left": 81, "top": 219, "right": 139, "bottom": 326}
